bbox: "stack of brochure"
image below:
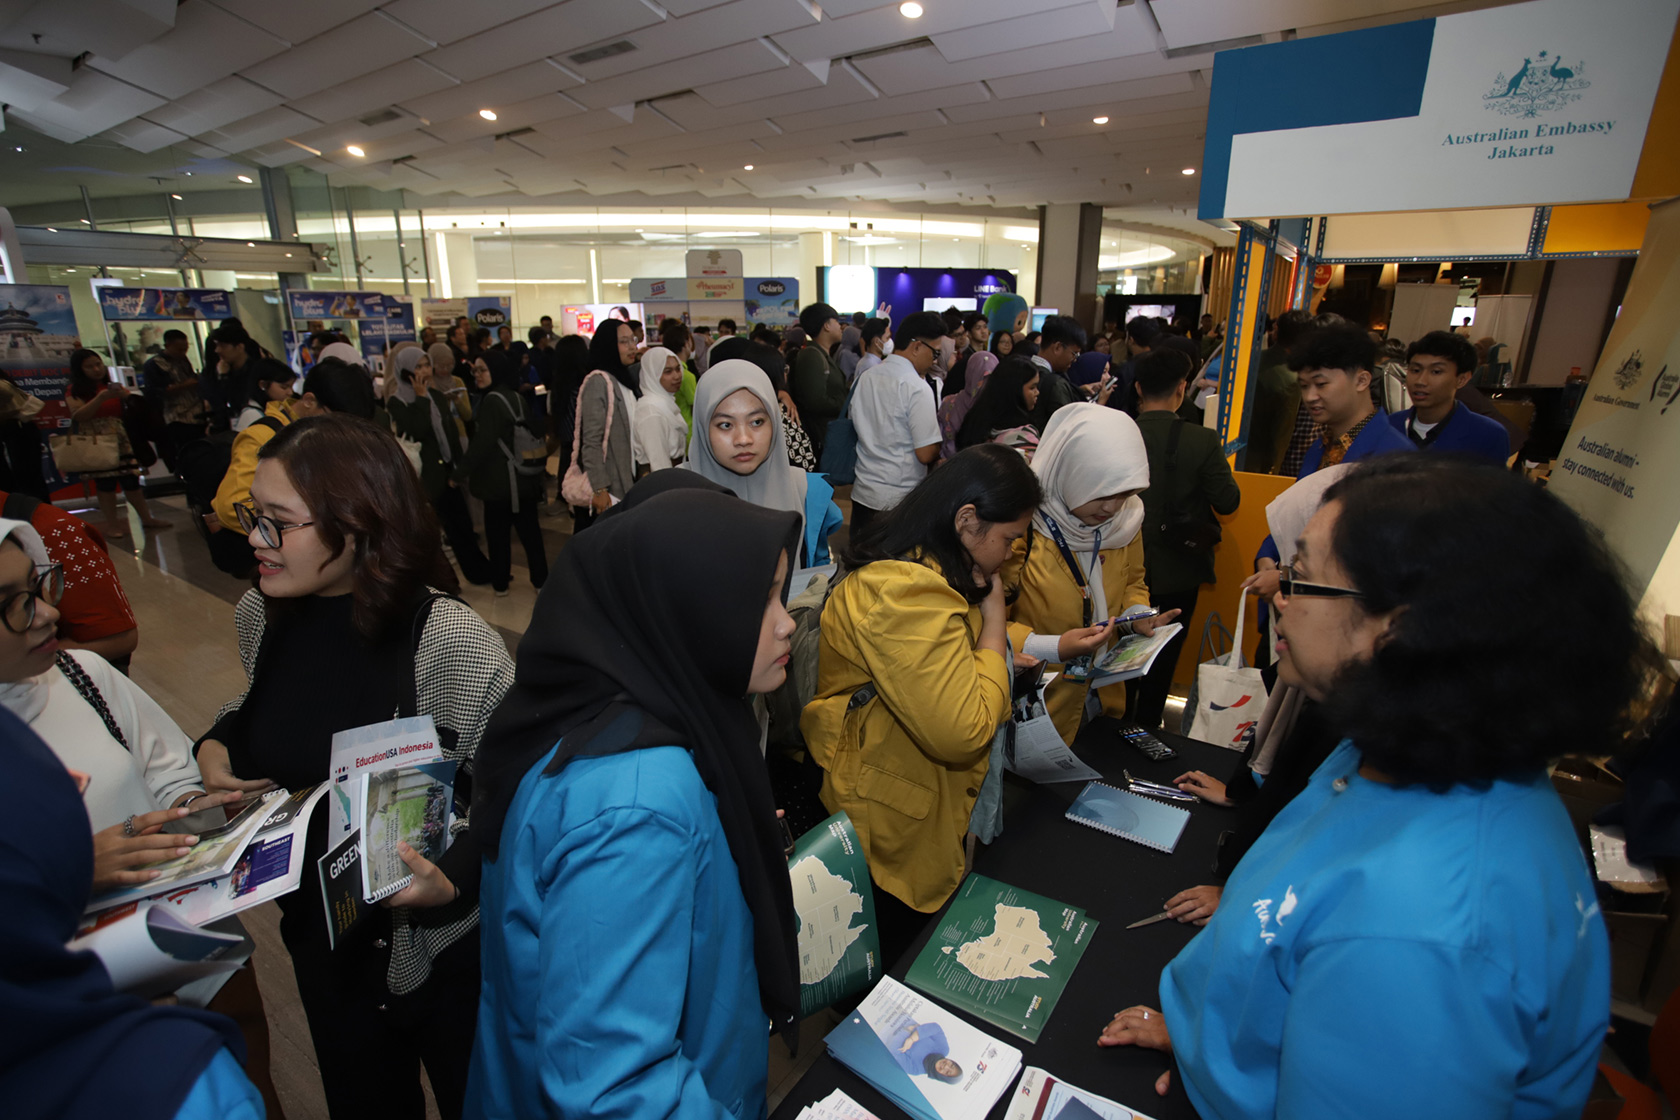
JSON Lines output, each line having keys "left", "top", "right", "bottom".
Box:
{"left": 793, "top": 1089, "right": 881, "bottom": 1120}
{"left": 826, "top": 976, "right": 1022, "bottom": 1120}
{"left": 1003, "top": 1067, "right": 1161, "bottom": 1120}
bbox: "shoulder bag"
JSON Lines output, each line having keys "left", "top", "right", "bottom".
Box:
{"left": 561, "top": 371, "right": 614, "bottom": 507}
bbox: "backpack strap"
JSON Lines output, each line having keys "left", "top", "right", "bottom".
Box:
{"left": 254, "top": 415, "right": 284, "bottom": 435}
{"left": 570, "top": 371, "right": 616, "bottom": 461}
{"left": 56, "top": 652, "right": 130, "bottom": 752}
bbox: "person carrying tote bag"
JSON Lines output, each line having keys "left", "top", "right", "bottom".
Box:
{"left": 1183, "top": 590, "right": 1268, "bottom": 753}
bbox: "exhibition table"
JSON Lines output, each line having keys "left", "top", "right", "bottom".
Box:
{"left": 771, "top": 718, "right": 1248, "bottom": 1120}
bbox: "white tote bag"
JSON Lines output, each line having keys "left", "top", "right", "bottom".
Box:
{"left": 1183, "top": 591, "right": 1269, "bottom": 752}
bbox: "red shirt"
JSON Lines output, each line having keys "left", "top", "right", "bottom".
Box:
{"left": 3, "top": 494, "right": 137, "bottom": 642}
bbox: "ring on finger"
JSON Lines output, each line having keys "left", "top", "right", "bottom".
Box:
{"left": 122, "top": 814, "right": 137, "bottom": 838}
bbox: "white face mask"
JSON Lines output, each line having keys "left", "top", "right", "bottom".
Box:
{"left": 882, "top": 338, "right": 895, "bottom": 358}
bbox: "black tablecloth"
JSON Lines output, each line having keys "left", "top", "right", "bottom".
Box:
{"left": 772, "top": 718, "right": 1249, "bottom": 1120}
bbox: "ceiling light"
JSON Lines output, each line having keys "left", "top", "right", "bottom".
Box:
{"left": 284, "top": 252, "right": 292, "bottom": 258}
{"left": 900, "top": 1, "right": 923, "bottom": 16}
{"left": 46, "top": 227, "right": 56, "bottom": 233}
{"left": 80, "top": 219, "right": 90, "bottom": 224}
{"left": 12, "top": 146, "right": 21, "bottom": 153}
{"left": 743, "top": 164, "right": 754, "bottom": 170}
{"left": 479, "top": 109, "right": 498, "bottom": 121}
{"left": 236, "top": 174, "right": 253, "bottom": 183}
{"left": 183, "top": 171, "right": 192, "bottom": 176}
{"left": 346, "top": 145, "right": 365, "bottom": 158}
{"left": 1182, "top": 167, "right": 1196, "bottom": 175}
{"left": 1093, "top": 116, "right": 1109, "bottom": 125}
{"left": 170, "top": 193, "right": 183, "bottom": 200}
{"left": 247, "top": 242, "right": 256, "bottom": 247}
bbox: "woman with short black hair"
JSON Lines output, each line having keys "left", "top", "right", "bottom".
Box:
{"left": 1101, "top": 455, "right": 1660, "bottom": 1120}
{"left": 64, "top": 349, "right": 170, "bottom": 537}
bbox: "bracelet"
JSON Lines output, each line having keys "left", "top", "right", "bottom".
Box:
{"left": 181, "top": 793, "right": 206, "bottom": 811}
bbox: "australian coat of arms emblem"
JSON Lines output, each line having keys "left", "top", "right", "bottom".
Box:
{"left": 1483, "top": 51, "right": 1589, "bottom": 117}
{"left": 1612, "top": 350, "right": 1643, "bottom": 391}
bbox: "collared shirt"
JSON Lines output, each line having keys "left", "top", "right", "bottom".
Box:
{"left": 850, "top": 353, "right": 941, "bottom": 511}
{"left": 1316, "top": 412, "right": 1374, "bottom": 468}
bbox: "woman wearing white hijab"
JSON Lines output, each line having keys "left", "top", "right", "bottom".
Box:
{"left": 683, "top": 359, "right": 842, "bottom": 567}
{"left": 1002, "top": 404, "right": 1179, "bottom": 743}
{"left": 633, "top": 347, "right": 689, "bottom": 472}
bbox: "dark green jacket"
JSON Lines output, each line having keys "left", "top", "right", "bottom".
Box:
{"left": 1245, "top": 345, "right": 1298, "bottom": 475}
{"left": 790, "top": 344, "right": 846, "bottom": 449}
{"left": 1137, "top": 410, "right": 1243, "bottom": 595}
{"left": 388, "top": 388, "right": 465, "bottom": 499}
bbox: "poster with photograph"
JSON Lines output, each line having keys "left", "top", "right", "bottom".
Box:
{"left": 0, "top": 284, "right": 82, "bottom": 490}
{"left": 96, "top": 287, "right": 233, "bottom": 321}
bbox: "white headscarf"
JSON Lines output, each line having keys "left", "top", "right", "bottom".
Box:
{"left": 1266, "top": 463, "right": 1354, "bottom": 566}
{"left": 634, "top": 347, "right": 688, "bottom": 468}
{"left": 1030, "top": 404, "right": 1150, "bottom": 625}
{"left": 316, "top": 341, "right": 364, "bottom": 367}
{"left": 0, "top": 517, "right": 53, "bottom": 724}
{"left": 684, "top": 359, "right": 808, "bottom": 530}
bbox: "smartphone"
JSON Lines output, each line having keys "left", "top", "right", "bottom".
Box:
{"left": 1119, "top": 725, "right": 1177, "bottom": 761}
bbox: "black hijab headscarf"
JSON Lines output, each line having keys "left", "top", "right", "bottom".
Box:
{"left": 479, "top": 349, "right": 520, "bottom": 394}
{"left": 0, "top": 706, "right": 245, "bottom": 1120}
{"left": 586, "top": 320, "right": 640, "bottom": 398}
{"left": 473, "top": 474, "right": 802, "bottom": 1032}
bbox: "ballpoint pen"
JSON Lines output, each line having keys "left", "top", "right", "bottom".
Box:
{"left": 1127, "top": 910, "right": 1174, "bottom": 929}
{"left": 1123, "top": 770, "right": 1198, "bottom": 802}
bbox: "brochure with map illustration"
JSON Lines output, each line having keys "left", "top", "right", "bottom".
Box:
{"left": 789, "top": 811, "right": 881, "bottom": 1018}
{"left": 1003, "top": 1067, "right": 1160, "bottom": 1120}
{"left": 826, "top": 975, "right": 1022, "bottom": 1120}
{"left": 905, "top": 874, "right": 1098, "bottom": 1042}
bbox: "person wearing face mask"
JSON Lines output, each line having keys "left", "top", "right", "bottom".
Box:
{"left": 633, "top": 346, "right": 689, "bottom": 473}
{"left": 458, "top": 352, "right": 547, "bottom": 596}
{"left": 683, "top": 360, "right": 842, "bottom": 567}
{"left": 387, "top": 348, "right": 492, "bottom": 588}
{"left": 802, "top": 444, "right": 1042, "bottom": 963}
{"left": 1100, "top": 456, "right": 1649, "bottom": 1120}
{"left": 571, "top": 320, "right": 640, "bottom": 522}
{"left": 1002, "top": 405, "right": 1176, "bottom": 744}
{"left": 854, "top": 317, "right": 891, "bottom": 379}
{"left": 466, "top": 476, "right": 802, "bottom": 1118}
{"left": 193, "top": 416, "right": 513, "bottom": 1120}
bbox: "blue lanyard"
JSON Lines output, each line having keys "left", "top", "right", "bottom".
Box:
{"left": 1041, "top": 516, "right": 1101, "bottom": 627}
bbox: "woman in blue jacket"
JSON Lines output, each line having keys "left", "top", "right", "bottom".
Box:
{"left": 685, "top": 359, "right": 843, "bottom": 567}
{"left": 1098, "top": 455, "right": 1660, "bottom": 1120}
{"left": 466, "top": 474, "right": 803, "bottom": 1120}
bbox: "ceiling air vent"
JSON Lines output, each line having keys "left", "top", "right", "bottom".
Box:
{"left": 570, "top": 40, "right": 637, "bottom": 64}
{"left": 850, "top": 130, "right": 907, "bottom": 144}
{"left": 360, "top": 108, "right": 403, "bottom": 127}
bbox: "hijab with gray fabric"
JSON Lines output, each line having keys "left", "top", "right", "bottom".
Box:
{"left": 684, "top": 359, "right": 808, "bottom": 535}
{"left": 392, "top": 346, "right": 453, "bottom": 463}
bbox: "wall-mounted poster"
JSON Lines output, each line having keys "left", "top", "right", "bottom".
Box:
{"left": 96, "top": 287, "right": 233, "bottom": 321}
{"left": 0, "top": 284, "right": 81, "bottom": 491}
{"left": 419, "top": 296, "right": 511, "bottom": 331}
{"left": 285, "top": 289, "right": 386, "bottom": 321}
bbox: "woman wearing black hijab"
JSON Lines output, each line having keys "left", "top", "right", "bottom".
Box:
{"left": 0, "top": 705, "right": 263, "bottom": 1120}
{"left": 570, "top": 320, "right": 640, "bottom": 523}
{"left": 467, "top": 476, "right": 801, "bottom": 1118}
{"left": 457, "top": 351, "right": 547, "bottom": 595}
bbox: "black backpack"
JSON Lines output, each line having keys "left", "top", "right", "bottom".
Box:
{"left": 175, "top": 416, "right": 283, "bottom": 575}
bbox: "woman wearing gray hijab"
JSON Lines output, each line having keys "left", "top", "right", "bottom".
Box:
{"left": 684, "top": 359, "right": 842, "bottom": 567}
{"left": 387, "top": 346, "right": 493, "bottom": 585}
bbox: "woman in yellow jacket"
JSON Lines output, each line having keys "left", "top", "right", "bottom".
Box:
{"left": 1003, "top": 405, "right": 1180, "bottom": 744}
{"left": 802, "top": 443, "right": 1041, "bottom": 960}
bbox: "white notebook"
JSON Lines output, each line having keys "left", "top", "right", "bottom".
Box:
{"left": 1065, "top": 782, "right": 1191, "bottom": 854}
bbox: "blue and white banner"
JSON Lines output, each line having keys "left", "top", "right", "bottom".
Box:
{"left": 97, "top": 287, "right": 233, "bottom": 321}
{"left": 286, "top": 289, "right": 388, "bottom": 322}
{"left": 1199, "top": 0, "right": 1680, "bottom": 220}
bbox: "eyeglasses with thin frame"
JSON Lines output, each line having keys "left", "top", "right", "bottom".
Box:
{"left": 236, "top": 503, "right": 315, "bottom": 549}
{"left": 911, "top": 338, "right": 943, "bottom": 355}
{"left": 1278, "top": 563, "right": 1365, "bottom": 603}
{"left": 1, "top": 563, "right": 65, "bottom": 635}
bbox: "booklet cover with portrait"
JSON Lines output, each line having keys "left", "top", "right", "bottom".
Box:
{"left": 825, "top": 975, "right": 1022, "bottom": 1120}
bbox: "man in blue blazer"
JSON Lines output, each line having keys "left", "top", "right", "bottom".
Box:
{"left": 1390, "top": 331, "right": 1512, "bottom": 464}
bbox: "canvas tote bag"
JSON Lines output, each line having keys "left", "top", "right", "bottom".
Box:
{"left": 1183, "top": 591, "right": 1269, "bottom": 752}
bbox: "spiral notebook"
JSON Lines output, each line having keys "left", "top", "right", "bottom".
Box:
{"left": 1065, "top": 782, "right": 1190, "bottom": 854}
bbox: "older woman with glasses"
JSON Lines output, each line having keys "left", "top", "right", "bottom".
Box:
{"left": 1099, "top": 456, "right": 1658, "bottom": 1120}
{"left": 196, "top": 415, "right": 513, "bottom": 1120}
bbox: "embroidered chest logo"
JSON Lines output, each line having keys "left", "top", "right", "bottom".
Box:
{"left": 1576, "top": 893, "right": 1602, "bottom": 940}
{"left": 1253, "top": 885, "right": 1298, "bottom": 944}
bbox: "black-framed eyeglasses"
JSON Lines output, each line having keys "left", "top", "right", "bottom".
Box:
{"left": 236, "top": 503, "right": 315, "bottom": 549}
{"left": 1278, "top": 563, "right": 1365, "bottom": 602}
{"left": 911, "top": 337, "right": 943, "bottom": 354}
{"left": 1, "top": 563, "right": 64, "bottom": 634}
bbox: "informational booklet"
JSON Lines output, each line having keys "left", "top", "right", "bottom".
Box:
{"left": 826, "top": 975, "right": 1022, "bottom": 1120}
{"left": 905, "top": 874, "right": 1098, "bottom": 1043}
{"left": 141, "top": 784, "right": 330, "bottom": 927}
{"left": 794, "top": 1088, "right": 883, "bottom": 1120}
{"left": 1085, "top": 624, "right": 1183, "bottom": 687}
{"left": 1065, "top": 783, "right": 1191, "bottom": 855}
{"left": 317, "top": 829, "right": 370, "bottom": 950}
{"left": 1006, "top": 684, "right": 1101, "bottom": 786}
{"left": 327, "top": 716, "right": 442, "bottom": 841}
{"left": 85, "top": 790, "right": 286, "bottom": 912}
{"left": 70, "top": 901, "right": 250, "bottom": 999}
{"left": 789, "top": 811, "right": 881, "bottom": 1018}
{"left": 359, "top": 760, "right": 456, "bottom": 903}
{"left": 1003, "top": 1067, "right": 1161, "bottom": 1120}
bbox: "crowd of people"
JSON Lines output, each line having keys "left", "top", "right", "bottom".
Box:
{"left": 0, "top": 294, "right": 1662, "bottom": 1120}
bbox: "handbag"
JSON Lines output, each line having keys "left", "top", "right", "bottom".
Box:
{"left": 1183, "top": 591, "right": 1268, "bottom": 752}
{"left": 49, "top": 432, "right": 122, "bottom": 474}
{"left": 561, "top": 371, "right": 614, "bottom": 508}
{"left": 1160, "top": 421, "right": 1222, "bottom": 553}
{"left": 817, "top": 377, "right": 859, "bottom": 485}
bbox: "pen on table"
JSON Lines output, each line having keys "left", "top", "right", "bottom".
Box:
{"left": 1124, "top": 770, "right": 1198, "bottom": 802}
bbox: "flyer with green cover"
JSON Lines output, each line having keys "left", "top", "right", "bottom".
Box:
{"left": 905, "top": 873, "right": 1098, "bottom": 1042}
{"left": 789, "top": 811, "right": 882, "bottom": 1018}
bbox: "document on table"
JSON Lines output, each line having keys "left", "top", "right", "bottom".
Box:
{"left": 789, "top": 811, "right": 881, "bottom": 1018}
{"left": 1004, "top": 1066, "right": 1161, "bottom": 1120}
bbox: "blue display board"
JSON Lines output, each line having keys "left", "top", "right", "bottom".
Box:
{"left": 97, "top": 287, "right": 233, "bottom": 321}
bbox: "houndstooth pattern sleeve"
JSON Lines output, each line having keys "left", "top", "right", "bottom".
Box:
{"left": 211, "top": 588, "right": 269, "bottom": 728}
{"left": 386, "top": 592, "right": 515, "bottom": 995}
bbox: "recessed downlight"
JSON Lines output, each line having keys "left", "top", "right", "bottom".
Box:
{"left": 1093, "top": 116, "right": 1109, "bottom": 125}
{"left": 900, "top": 1, "right": 923, "bottom": 16}
{"left": 346, "top": 145, "right": 366, "bottom": 158}
{"left": 479, "top": 109, "right": 498, "bottom": 121}
{"left": 236, "top": 174, "right": 253, "bottom": 183}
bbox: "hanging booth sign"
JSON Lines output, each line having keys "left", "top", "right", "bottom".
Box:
{"left": 745, "top": 278, "right": 799, "bottom": 327}
{"left": 358, "top": 296, "right": 417, "bottom": 370}
{"left": 1199, "top": 0, "right": 1680, "bottom": 219}
{"left": 420, "top": 296, "right": 512, "bottom": 331}
{"left": 96, "top": 287, "right": 233, "bottom": 321}
{"left": 286, "top": 289, "right": 386, "bottom": 321}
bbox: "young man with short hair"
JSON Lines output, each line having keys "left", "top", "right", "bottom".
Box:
{"left": 1390, "top": 331, "right": 1510, "bottom": 463}
{"left": 141, "top": 328, "right": 205, "bottom": 467}
{"left": 849, "top": 312, "right": 946, "bottom": 538}
{"left": 716, "top": 318, "right": 737, "bottom": 339}
{"left": 790, "top": 301, "right": 847, "bottom": 455}
{"left": 1133, "top": 349, "right": 1242, "bottom": 728}
{"left": 1026, "top": 314, "right": 1087, "bottom": 428}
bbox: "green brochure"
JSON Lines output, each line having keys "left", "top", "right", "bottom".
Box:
{"left": 789, "top": 811, "right": 881, "bottom": 1018}
{"left": 905, "top": 873, "right": 1098, "bottom": 1042}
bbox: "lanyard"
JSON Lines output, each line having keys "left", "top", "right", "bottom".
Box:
{"left": 1041, "top": 516, "right": 1101, "bottom": 628}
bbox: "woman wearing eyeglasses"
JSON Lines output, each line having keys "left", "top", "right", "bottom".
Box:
{"left": 194, "top": 415, "right": 514, "bottom": 1120}
{"left": 0, "top": 516, "right": 288, "bottom": 1116}
{"left": 1099, "top": 456, "right": 1656, "bottom": 1120}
